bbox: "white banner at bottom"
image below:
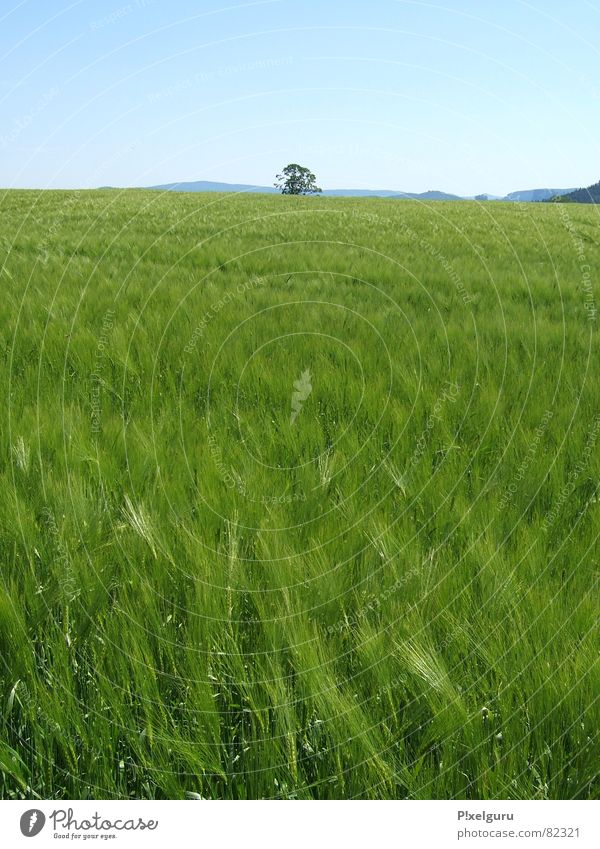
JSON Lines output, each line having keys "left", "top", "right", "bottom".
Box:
{"left": 0, "top": 800, "right": 597, "bottom": 848}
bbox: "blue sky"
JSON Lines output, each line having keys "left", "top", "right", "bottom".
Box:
{"left": 1, "top": 0, "right": 599, "bottom": 195}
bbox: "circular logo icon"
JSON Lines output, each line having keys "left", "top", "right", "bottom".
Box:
{"left": 20, "top": 810, "right": 46, "bottom": 837}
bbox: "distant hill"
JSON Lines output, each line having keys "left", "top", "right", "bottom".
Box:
{"left": 151, "top": 180, "right": 278, "bottom": 193}
{"left": 388, "top": 190, "right": 462, "bottom": 201}
{"left": 149, "top": 181, "right": 437, "bottom": 197}
{"left": 504, "top": 187, "right": 576, "bottom": 202}
{"left": 143, "top": 179, "right": 579, "bottom": 202}
{"left": 322, "top": 188, "right": 402, "bottom": 197}
{"left": 148, "top": 181, "right": 464, "bottom": 200}
{"left": 549, "top": 180, "right": 600, "bottom": 204}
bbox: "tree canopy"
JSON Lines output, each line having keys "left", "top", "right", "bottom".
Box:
{"left": 275, "top": 164, "right": 322, "bottom": 195}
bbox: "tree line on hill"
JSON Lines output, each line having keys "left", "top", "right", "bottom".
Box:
{"left": 549, "top": 179, "right": 600, "bottom": 204}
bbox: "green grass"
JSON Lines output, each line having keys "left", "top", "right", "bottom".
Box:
{"left": 0, "top": 189, "right": 598, "bottom": 799}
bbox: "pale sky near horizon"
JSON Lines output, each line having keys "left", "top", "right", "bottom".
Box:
{"left": 1, "top": 0, "right": 599, "bottom": 196}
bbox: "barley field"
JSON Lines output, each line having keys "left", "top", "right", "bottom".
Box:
{"left": 0, "top": 189, "right": 598, "bottom": 799}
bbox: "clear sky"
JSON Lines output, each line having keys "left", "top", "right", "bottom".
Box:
{"left": 1, "top": 0, "right": 599, "bottom": 195}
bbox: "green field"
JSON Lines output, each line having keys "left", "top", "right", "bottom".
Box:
{"left": 0, "top": 189, "right": 598, "bottom": 799}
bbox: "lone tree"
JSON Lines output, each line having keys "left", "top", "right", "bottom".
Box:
{"left": 275, "top": 163, "right": 322, "bottom": 195}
